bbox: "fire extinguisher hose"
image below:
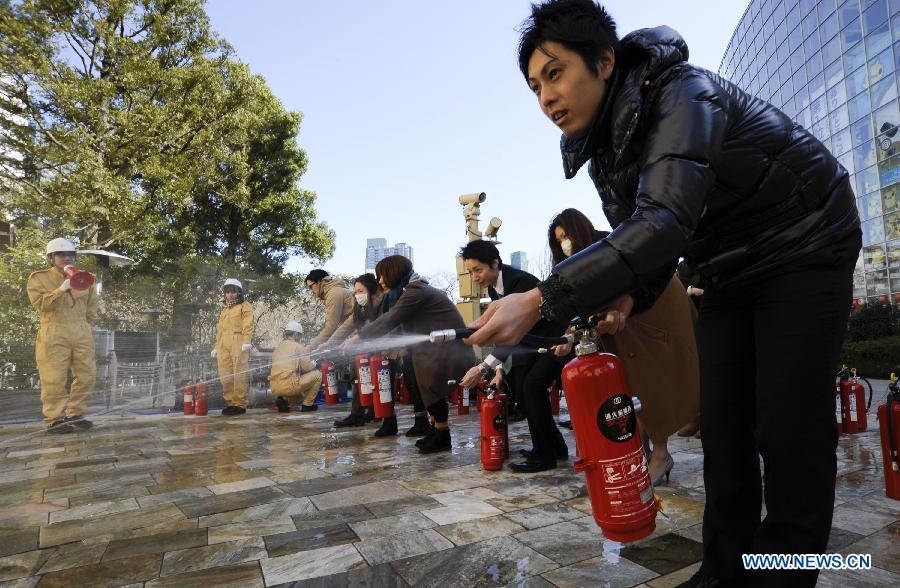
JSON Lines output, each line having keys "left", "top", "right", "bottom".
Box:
{"left": 429, "top": 328, "right": 570, "bottom": 348}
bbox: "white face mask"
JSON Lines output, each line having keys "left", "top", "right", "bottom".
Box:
{"left": 560, "top": 239, "right": 573, "bottom": 257}
{"left": 355, "top": 293, "right": 369, "bottom": 307}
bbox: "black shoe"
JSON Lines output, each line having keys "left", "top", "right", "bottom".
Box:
{"left": 334, "top": 413, "right": 366, "bottom": 427}
{"left": 558, "top": 419, "right": 572, "bottom": 429}
{"left": 275, "top": 397, "right": 290, "bottom": 413}
{"left": 675, "top": 568, "right": 725, "bottom": 588}
{"left": 406, "top": 416, "right": 433, "bottom": 438}
{"left": 519, "top": 447, "right": 568, "bottom": 461}
{"left": 46, "top": 419, "right": 74, "bottom": 434}
{"left": 374, "top": 416, "right": 398, "bottom": 437}
{"left": 66, "top": 416, "right": 93, "bottom": 430}
{"left": 364, "top": 407, "right": 375, "bottom": 422}
{"left": 509, "top": 459, "right": 557, "bottom": 473}
{"left": 221, "top": 406, "right": 246, "bottom": 416}
{"left": 300, "top": 404, "right": 318, "bottom": 412}
{"left": 418, "top": 428, "right": 451, "bottom": 454}
{"left": 415, "top": 428, "right": 437, "bottom": 448}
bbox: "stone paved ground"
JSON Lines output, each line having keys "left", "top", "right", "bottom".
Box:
{"left": 0, "top": 387, "right": 898, "bottom": 587}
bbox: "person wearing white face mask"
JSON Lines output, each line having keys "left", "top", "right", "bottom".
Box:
{"left": 548, "top": 208, "right": 699, "bottom": 486}
{"left": 324, "top": 273, "right": 406, "bottom": 437}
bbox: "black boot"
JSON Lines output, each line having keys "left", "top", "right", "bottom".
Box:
{"left": 364, "top": 406, "right": 375, "bottom": 422}
{"left": 418, "top": 428, "right": 451, "bottom": 454}
{"left": 275, "top": 397, "right": 290, "bottom": 413}
{"left": 675, "top": 567, "right": 726, "bottom": 588}
{"left": 300, "top": 404, "right": 318, "bottom": 412}
{"left": 46, "top": 419, "right": 74, "bottom": 434}
{"left": 334, "top": 413, "right": 366, "bottom": 427}
{"left": 415, "top": 428, "right": 436, "bottom": 448}
{"left": 222, "top": 406, "right": 246, "bottom": 416}
{"left": 374, "top": 415, "right": 398, "bottom": 437}
{"left": 67, "top": 415, "right": 93, "bottom": 430}
{"left": 405, "top": 414, "right": 433, "bottom": 437}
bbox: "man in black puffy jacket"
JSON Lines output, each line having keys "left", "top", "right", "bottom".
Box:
{"left": 469, "top": 1, "right": 862, "bottom": 587}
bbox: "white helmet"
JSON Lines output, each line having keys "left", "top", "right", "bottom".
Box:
{"left": 284, "top": 320, "right": 303, "bottom": 334}
{"left": 46, "top": 238, "right": 76, "bottom": 255}
{"left": 223, "top": 278, "right": 242, "bottom": 290}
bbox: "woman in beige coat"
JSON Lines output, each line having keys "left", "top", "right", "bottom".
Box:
{"left": 550, "top": 209, "right": 699, "bottom": 485}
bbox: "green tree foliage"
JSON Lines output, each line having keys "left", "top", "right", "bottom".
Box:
{"left": 0, "top": 0, "right": 334, "bottom": 351}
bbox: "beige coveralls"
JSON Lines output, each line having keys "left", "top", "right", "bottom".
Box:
{"left": 268, "top": 339, "right": 322, "bottom": 406}
{"left": 215, "top": 301, "right": 253, "bottom": 408}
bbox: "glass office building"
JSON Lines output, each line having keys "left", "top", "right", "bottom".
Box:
{"left": 719, "top": 0, "right": 898, "bottom": 304}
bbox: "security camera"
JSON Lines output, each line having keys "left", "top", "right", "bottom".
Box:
{"left": 484, "top": 217, "right": 502, "bottom": 238}
{"left": 458, "top": 192, "right": 486, "bottom": 206}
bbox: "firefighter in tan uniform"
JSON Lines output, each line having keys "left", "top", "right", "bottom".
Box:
{"left": 26, "top": 238, "right": 98, "bottom": 433}
{"left": 268, "top": 320, "right": 322, "bottom": 413}
{"left": 211, "top": 278, "right": 253, "bottom": 415}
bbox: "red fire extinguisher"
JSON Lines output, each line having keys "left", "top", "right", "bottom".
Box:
{"left": 550, "top": 380, "right": 561, "bottom": 416}
{"left": 63, "top": 265, "right": 95, "bottom": 291}
{"left": 561, "top": 317, "right": 656, "bottom": 543}
{"left": 355, "top": 354, "right": 374, "bottom": 407}
{"left": 836, "top": 367, "right": 870, "bottom": 434}
{"left": 182, "top": 382, "right": 195, "bottom": 415}
{"left": 396, "top": 371, "right": 411, "bottom": 405}
{"left": 370, "top": 353, "right": 394, "bottom": 419}
{"left": 322, "top": 360, "right": 339, "bottom": 406}
{"left": 194, "top": 380, "right": 208, "bottom": 416}
{"left": 878, "top": 373, "right": 900, "bottom": 500}
{"left": 480, "top": 387, "right": 507, "bottom": 470}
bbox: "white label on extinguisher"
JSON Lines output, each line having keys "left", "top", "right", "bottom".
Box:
{"left": 849, "top": 394, "right": 858, "bottom": 422}
{"left": 489, "top": 435, "right": 504, "bottom": 460}
{"left": 595, "top": 447, "right": 654, "bottom": 518}
{"left": 183, "top": 394, "right": 192, "bottom": 403}
{"left": 463, "top": 387, "right": 470, "bottom": 406}
{"left": 378, "top": 367, "right": 392, "bottom": 403}
{"left": 359, "top": 366, "right": 372, "bottom": 396}
{"left": 326, "top": 372, "right": 337, "bottom": 395}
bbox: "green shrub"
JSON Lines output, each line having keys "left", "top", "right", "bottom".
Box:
{"left": 846, "top": 301, "right": 898, "bottom": 342}
{"left": 839, "top": 335, "right": 900, "bottom": 378}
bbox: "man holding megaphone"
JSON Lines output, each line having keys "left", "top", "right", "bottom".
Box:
{"left": 26, "top": 238, "right": 98, "bottom": 433}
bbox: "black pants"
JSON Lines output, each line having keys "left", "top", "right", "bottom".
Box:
{"left": 400, "top": 357, "right": 427, "bottom": 414}
{"left": 505, "top": 361, "right": 528, "bottom": 415}
{"left": 698, "top": 261, "right": 854, "bottom": 587}
{"left": 521, "top": 353, "right": 567, "bottom": 462}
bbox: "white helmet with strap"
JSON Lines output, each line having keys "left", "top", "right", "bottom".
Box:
{"left": 223, "top": 278, "right": 242, "bottom": 290}
{"left": 46, "top": 238, "right": 76, "bottom": 255}
{"left": 284, "top": 320, "right": 304, "bottom": 334}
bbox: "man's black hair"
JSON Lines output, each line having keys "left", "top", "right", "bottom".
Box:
{"left": 517, "top": 0, "right": 620, "bottom": 80}
{"left": 460, "top": 240, "right": 502, "bottom": 267}
{"left": 305, "top": 269, "right": 329, "bottom": 283}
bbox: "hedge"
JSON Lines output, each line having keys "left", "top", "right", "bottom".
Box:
{"left": 839, "top": 335, "right": 900, "bottom": 378}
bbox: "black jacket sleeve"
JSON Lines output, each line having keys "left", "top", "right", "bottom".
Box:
{"left": 552, "top": 67, "right": 727, "bottom": 316}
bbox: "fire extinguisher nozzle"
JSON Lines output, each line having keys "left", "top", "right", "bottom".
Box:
{"left": 429, "top": 328, "right": 474, "bottom": 343}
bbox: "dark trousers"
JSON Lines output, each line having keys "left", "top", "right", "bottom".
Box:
{"left": 697, "top": 261, "right": 854, "bottom": 587}
{"left": 505, "top": 362, "right": 528, "bottom": 415}
{"left": 521, "top": 354, "right": 567, "bottom": 462}
{"left": 400, "top": 357, "right": 427, "bottom": 414}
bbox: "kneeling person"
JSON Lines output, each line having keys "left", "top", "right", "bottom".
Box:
{"left": 269, "top": 321, "right": 321, "bottom": 413}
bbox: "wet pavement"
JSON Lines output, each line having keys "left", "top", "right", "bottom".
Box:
{"left": 0, "top": 389, "right": 898, "bottom": 587}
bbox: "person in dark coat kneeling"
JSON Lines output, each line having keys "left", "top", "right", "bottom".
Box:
{"left": 355, "top": 255, "right": 476, "bottom": 454}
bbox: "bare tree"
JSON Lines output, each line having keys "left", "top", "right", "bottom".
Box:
{"left": 425, "top": 271, "right": 460, "bottom": 301}
{"left": 532, "top": 245, "right": 555, "bottom": 280}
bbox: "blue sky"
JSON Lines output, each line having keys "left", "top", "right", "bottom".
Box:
{"left": 205, "top": 0, "right": 749, "bottom": 281}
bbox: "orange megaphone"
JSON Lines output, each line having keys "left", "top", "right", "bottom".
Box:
{"left": 64, "top": 265, "right": 95, "bottom": 291}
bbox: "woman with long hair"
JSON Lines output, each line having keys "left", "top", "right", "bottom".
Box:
{"left": 548, "top": 208, "right": 699, "bottom": 485}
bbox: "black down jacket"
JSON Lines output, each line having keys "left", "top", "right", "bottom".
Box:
{"left": 551, "top": 26, "right": 862, "bottom": 316}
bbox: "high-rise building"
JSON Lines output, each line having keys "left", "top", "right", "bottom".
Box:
{"left": 719, "top": 0, "right": 897, "bottom": 305}
{"left": 510, "top": 251, "right": 528, "bottom": 272}
{"left": 365, "top": 238, "right": 414, "bottom": 272}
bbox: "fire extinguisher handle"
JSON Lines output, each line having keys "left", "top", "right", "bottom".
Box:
{"left": 572, "top": 458, "right": 594, "bottom": 473}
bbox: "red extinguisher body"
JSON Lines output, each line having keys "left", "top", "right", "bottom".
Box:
{"left": 495, "top": 387, "right": 509, "bottom": 459}
{"left": 370, "top": 353, "right": 394, "bottom": 419}
{"left": 562, "top": 351, "right": 656, "bottom": 543}
{"left": 396, "top": 372, "right": 411, "bottom": 405}
{"left": 480, "top": 393, "right": 506, "bottom": 470}
{"left": 550, "top": 381, "right": 561, "bottom": 416}
{"left": 457, "top": 385, "right": 470, "bottom": 415}
{"left": 194, "top": 381, "right": 208, "bottom": 416}
{"left": 878, "top": 400, "right": 900, "bottom": 500}
{"left": 355, "top": 354, "right": 374, "bottom": 407}
{"left": 322, "top": 360, "right": 339, "bottom": 406}
{"left": 850, "top": 379, "right": 867, "bottom": 432}
{"left": 182, "top": 383, "right": 195, "bottom": 415}
{"left": 837, "top": 380, "right": 857, "bottom": 434}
